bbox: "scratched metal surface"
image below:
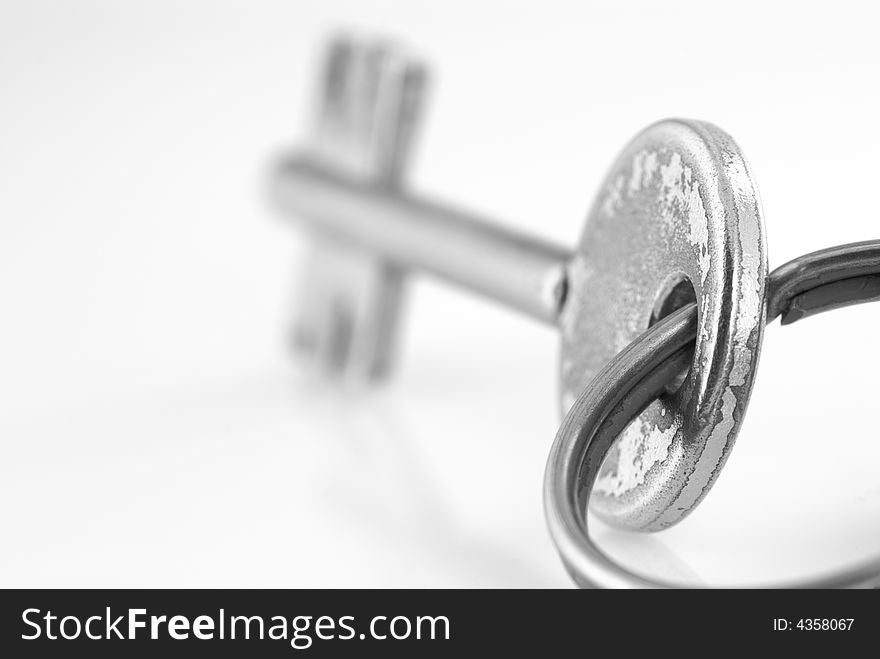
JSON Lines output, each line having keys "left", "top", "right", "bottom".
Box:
{"left": 559, "top": 119, "right": 767, "bottom": 531}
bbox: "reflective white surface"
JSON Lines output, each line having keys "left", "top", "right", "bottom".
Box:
{"left": 1, "top": 0, "right": 879, "bottom": 587}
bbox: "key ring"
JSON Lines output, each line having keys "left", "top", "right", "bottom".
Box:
{"left": 544, "top": 241, "right": 880, "bottom": 588}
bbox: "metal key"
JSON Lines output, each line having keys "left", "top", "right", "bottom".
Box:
{"left": 271, "top": 35, "right": 768, "bottom": 534}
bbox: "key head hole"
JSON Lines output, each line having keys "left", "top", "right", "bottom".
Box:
{"left": 648, "top": 274, "right": 697, "bottom": 395}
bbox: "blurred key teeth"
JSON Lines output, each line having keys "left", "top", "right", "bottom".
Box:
{"left": 291, "top": 35, "right": 428, "bottom": 382}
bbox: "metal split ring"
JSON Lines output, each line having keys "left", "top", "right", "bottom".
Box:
{"left": 544, "top": 241, "right": 880, "bottom": 588}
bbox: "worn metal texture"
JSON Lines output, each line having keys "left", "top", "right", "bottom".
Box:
{"left": 544, "top": 240, "right": 880, "bottom": 587}
{"left": 559, "top": 119, "right": 768, "bottom": 532}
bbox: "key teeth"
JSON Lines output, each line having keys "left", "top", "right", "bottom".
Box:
{"left": 291, "top": 34, "right": 428, "bottom": 382}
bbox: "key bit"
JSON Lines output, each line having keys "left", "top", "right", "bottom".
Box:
{"left": 292, "top": 36, "right": 427, "bottom": 380}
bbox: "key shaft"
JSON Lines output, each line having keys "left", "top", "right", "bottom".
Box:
{"left": 274, "top": 155, "right": 571, "bottom": 325}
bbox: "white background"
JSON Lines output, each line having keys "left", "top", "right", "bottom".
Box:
{"left": 1, "top": 0, "right": 879, "bottom": 587}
